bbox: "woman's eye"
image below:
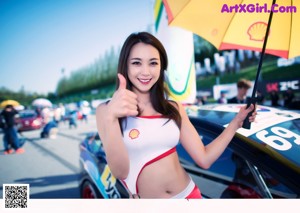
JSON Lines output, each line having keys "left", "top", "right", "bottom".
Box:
{"left": 132, "top": 61, "right": 141, "bottom": 65}
{"left": 150, "top": 61, "right": 158, "bottom": 66}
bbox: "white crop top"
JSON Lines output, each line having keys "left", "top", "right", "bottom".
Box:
{"left": 121, "top": 115, "right": 180, "bottom": 194}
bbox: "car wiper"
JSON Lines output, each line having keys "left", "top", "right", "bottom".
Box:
{"left": 246, "top": 160, "right": 273, "bottom": 198}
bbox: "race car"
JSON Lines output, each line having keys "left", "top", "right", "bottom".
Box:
{"left": 79, "top": 132, "right": 129, "bottom": 198}
{"left": 79, "top": 104, "right": 300, "bottom": 198}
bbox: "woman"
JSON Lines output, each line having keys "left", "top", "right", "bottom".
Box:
{"left": 96, "top": 32, "right": 256, "bottom": 199}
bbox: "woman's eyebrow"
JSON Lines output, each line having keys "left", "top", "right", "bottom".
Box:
{"left": 129, "top": 57, "right": 159, "bottom": 61}
{"left": 149, "top": 58, "right": 159, "bottom": 61}
{"left": 129, "top": 57, "right": 141, "bottom": 61}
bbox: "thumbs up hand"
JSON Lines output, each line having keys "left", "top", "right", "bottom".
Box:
{"left": 107, "top": 74, "right": 139, "bottom": 119}
{"left": 118, "top": 73, "right": 127, "bottom": 90}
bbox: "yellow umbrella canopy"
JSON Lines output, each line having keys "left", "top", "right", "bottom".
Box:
{"left": 0, "top": 100, "right": 20, "bottom": 108}
{"left": 163, "top": 0, "right": 300, "bottom": 59}
{"left": 162, "top": 0, "right": 300, "bottom": 129}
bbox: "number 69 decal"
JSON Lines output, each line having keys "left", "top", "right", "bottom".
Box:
{"left": 256, "top": 127, "right": 300, "bottom": 151}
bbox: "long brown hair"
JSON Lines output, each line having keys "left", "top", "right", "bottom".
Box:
{"left": 116, "top": 32, "right": 181, "bottom": 127}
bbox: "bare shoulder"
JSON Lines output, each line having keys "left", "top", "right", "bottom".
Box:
{"left": 168, "top": 100, "right": 179, "bottom": 108}
{"left": 168, "top": 100, "right": 185, "bottom": 114}
{"left": 96, "top": 100, "right": 110, "bottom": 116}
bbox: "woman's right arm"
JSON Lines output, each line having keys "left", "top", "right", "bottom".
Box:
{"left": 95, "top": 74, "right": 138, "bottom": 180}
{"left": 96, "top": 103, "right": 129, "bottom": 180}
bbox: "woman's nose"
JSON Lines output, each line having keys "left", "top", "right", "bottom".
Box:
{"left": 141, "top": 65, "right": 151, "bottom": 75}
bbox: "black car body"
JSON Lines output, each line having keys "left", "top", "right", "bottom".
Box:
{"left": 79, "top": 104, "right": 300, "bottom": 198}
{"left": 79, "top": 132, "right": 129, "bottom": 198}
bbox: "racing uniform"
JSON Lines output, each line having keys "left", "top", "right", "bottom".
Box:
{"left": 121, "top": 115, "right": 202, "bottom": 199}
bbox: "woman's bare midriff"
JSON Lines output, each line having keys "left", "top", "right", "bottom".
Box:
{"left": 136, "top": 152, "right": 191, "bottom": 198}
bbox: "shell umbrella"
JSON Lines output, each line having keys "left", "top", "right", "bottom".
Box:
{"left": 162, "top": 0, "right": 300, "bottom": 128}
{"left": 162, "top": 0, "right": 300, "bottom": 59}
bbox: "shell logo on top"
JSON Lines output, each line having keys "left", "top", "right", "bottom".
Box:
{"left": 129, "top": 129, "right": 140, "bottom": 140}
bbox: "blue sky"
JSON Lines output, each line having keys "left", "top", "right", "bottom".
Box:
{"left": 0, "top": 0, "right": 154, "bottom": 94}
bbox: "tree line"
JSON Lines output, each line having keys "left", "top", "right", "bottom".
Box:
{"left": 56, "top": 46, "right": 120, "bottom": 98}
{"left": 1, "top": 35, "right": 243, "bottom": 105}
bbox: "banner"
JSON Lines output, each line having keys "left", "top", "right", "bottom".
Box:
{"left": 154, "top": 0, "right": 197, "bottom": 104}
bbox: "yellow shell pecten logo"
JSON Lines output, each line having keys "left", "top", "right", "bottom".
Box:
{"left": 129, "top": 129, "right": 140, "bottom": 139}
{"left": 247, "top": 22, "right": 268, "bottom": 42}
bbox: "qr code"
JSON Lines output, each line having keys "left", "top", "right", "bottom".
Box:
{"left": 3, "top": 184, "right": 29, "bottom": 209}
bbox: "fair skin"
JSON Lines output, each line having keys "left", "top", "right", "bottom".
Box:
{"left": 96, "top": 42, "right": 256, "bottom": 198}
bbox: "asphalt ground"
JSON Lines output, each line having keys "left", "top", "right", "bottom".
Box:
{"left": 0, "top": 115, "right": 98, "bottom": 199}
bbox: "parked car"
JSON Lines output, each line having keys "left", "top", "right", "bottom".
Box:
{"left": 16, "top": 110, "right": 44, "bottom": 132}
{"left": 79, "top": 104, "right": 300, "bottom": 198}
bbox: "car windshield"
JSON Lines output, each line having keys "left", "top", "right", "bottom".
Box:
{"left": 220, "top": 151, "right": 298, "bottom": 198}
{"left": 177, "top": 125, "right": 299, "bottom": 198}
{"left": 20, "top": 112, "right": 36, "bottom": 118}
{"left": 259, "top": 169, "right": 298, "bottom": 198}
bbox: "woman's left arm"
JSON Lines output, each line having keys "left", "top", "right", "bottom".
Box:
{"left": 178, "top": 103, "right": 256, "bottom": 169}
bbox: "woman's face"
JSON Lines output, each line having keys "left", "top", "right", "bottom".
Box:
{"left": 127, "top": 42, "right": 161, "bottom": 95}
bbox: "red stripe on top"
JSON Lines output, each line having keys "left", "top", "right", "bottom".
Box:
{"left": 136, "top": 147, "right": 177, "bottom": 194}
{"left": 138, "top": 115, "right": 165, "bottom": 119}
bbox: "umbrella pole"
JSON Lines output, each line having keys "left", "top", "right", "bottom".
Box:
{"left": 242, "top": 0, "right": 276, "bottom": 129}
